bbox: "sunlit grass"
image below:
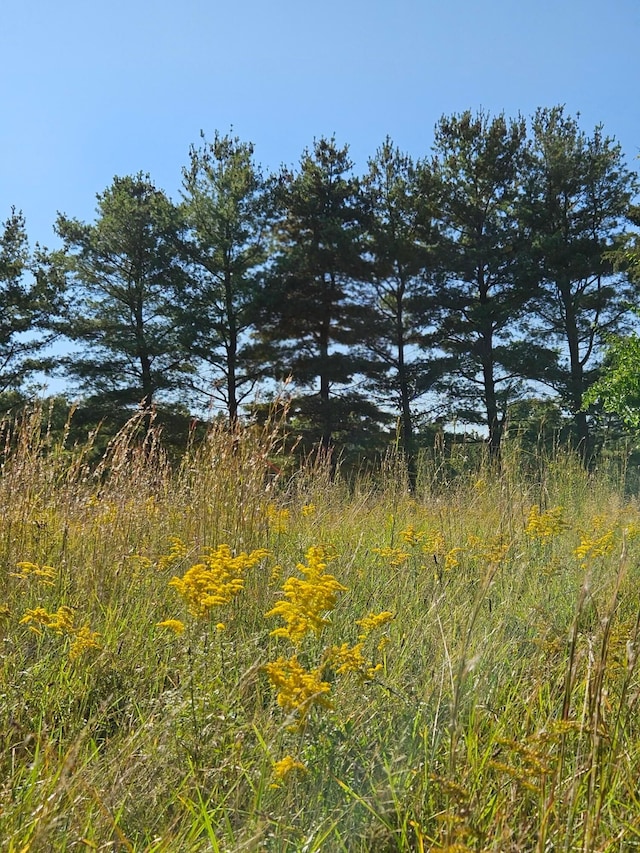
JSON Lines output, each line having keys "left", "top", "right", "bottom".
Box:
{"left": 2, "top": 408, "right": 640, "bottom": 850}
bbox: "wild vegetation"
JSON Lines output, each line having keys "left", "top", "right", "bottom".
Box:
{"left": 3, "top": 407, "right": 640, "bottom": 851}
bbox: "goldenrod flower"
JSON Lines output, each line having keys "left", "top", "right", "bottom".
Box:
{"left": 266, "top": 546, "right": 347, "bottom": 645}
{"left": 574, "top": 529, "right": 615, "bottom": 567}
{"left": 265, "top": 503, "right": 290, "bottom": 533}
{"left": 329, "top": 642, "right": 382, "bottom": 680}
{"left": 157, "top": 536, "right": 188, "bottom": 572}
{"left": 12, "top": 562, "right": 56, "bottom": 585}
{"left": 400, "top": 525, "right": 425, "bottom": 546}
{"left": 157, "top": 618, "right": 185, "bottom": 635}
{"left": 264, "top": 655, "right": 332, "bottom": 722}
{"left": 272, "top": 755, "right": 307, "bottom": 784}
{"left": 301, "top": 503, "right": 316, "bottom": 517}
{"left": 69, "top": 625, "right": 101, "bottom": 660}
{"left": 169, "top": 545, "right": 269, "bottom": 618}
{"left": 356, "top": 610, "right": 394, "bottom": 640}
{"left": 372, "top": 546, "right": 410, "bottom": 567}
{"left": 20, "top": 605, "right": 75, "bottom": 635}
{"left": 525, "top": 506, "right": 564, "bottom": 541}
{"left": 444, "top": 547, "right": 463, "bottom": 571}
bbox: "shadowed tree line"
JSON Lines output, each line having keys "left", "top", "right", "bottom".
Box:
{"left": 2, "top": 107, "right": 639, "bottom": 477}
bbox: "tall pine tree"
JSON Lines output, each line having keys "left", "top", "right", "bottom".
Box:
{"left": 431, "top": 110, "right": 533, "bottom": 459}
{"left": 361, "top": 139, "right": 443, "bottom": 485}
{"left": 524, "top": 106, "right": 638, "bottom": 460}
{"left": 257, "top": 137, "right": 380, "bottom": 456}
{"left": 180, "top": 132, "right": 271, "bottom": 425}
{"left": 56, "top": 174, "right": 191, "bottom": 413}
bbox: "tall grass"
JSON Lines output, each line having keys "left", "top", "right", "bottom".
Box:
{"left": 2, "top": 407, "right": 640, "bottom": 851}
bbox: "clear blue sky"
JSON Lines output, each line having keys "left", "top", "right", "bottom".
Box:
{"left": 2, "top": 0, "right": 639, "bottom": 249}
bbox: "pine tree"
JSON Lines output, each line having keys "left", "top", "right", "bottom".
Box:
{"left": 524, "top": 106, "right": 638, "bottom": 460}
{"left": 256, "top": 137, "right": 381, "bottom": 457}
{"left": 180, "top": 132, "right": 271, "bottom": 425}
{"left": 55, "top": 174, "right": 191, "bottom": 413}
{"left": 431, "top": 110, "right": 533, "bottom": 459}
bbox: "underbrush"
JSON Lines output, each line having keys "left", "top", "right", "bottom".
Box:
{"left": 2, "top": 409, "right": 640, "bottom": 851}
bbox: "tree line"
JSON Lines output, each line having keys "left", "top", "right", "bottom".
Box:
{"left": 2, "top": 106, "right": 639, "bottom": 473}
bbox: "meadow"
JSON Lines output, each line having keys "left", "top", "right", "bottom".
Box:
{"left": 2, "top": 409, "right": 640, "bottom": 852}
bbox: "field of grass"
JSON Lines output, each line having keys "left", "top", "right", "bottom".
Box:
{"left": 3, "top": 409, "right": 640, "bottom": 851}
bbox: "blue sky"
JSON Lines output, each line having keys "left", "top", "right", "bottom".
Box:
{"left": 2, "top": 0, "right": 639, "bottom": 250}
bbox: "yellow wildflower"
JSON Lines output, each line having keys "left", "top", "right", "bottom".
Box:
{"left": 301, "top": 503, "right": 316, "bottom": 517}
{"left": 264, "top": 655, "right": 332, "bottom": 723}
{"left": 624, "top": 521, "right": 640, "bottom": 540}
{"left": 574, "top": 529, "right": 615, "bottom": 567}
{"left": 20, "top": 605, "right": 75, "bottom": 635}
{"left": 265, "top": 503, "right": 290, "bottom": 534}
{"left": 372, "top": 546, "right": 410, "bottom": 567}
{"left": 422, "top": 531, "right": 446, "bottom": 561}
{"left": 329, "top": 642, "right": 382, "bottom": 680}
{"left": 69, "top": 625, "right": 101, "bottom": 661}
{"left": 12, "top": 562, "right": 56, "bottom": 585}
{"left": 266, "top": 546, "right": 347, "bottom": 645}
{"left": 525, "top": 506, "right": 564, "bottom": 542}
{"left": 157, "top": 618, "right": 185, "bottom": 635}
{"left": 157, "top": 536, "right": 188, "bottom": 572}
{"left": 444, "top": 547, "right": 463, "bottom": 571}
{"left": 269, "top": 563, "right": 283, "bottom": 587}
{"left": 400, "top": 525, "right": 425, "bottom": 545}
{"left": 169, "top": 545, "right": 269, "bottom": 618}
{"left": 272, "top": 755, "right": 307, "bottom": 783}
{"left": 356, "top": 610, "right": 394, "bottom": 640}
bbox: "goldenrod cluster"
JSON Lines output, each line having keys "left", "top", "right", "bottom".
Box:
{"left": 444, "top": 547, "right": 464, "bottom": 571}
{"left": 20, "top": 605, "right": 100, "bottom": 660}
{"left": 156, "top": 618, "right": 186, "bottom": 635}
{"left": 157, "top": 536, "right": 189, "bottom": 572}
{"left": 356, "top": 610, "right": 394, "bottom": 639}
{"left": 11, "top": 562, "right": 56, "bottom": 585}
{"left": 525, "top": 505, "right": 564, "bottom": 541}
{"left": 266, "top": 546, "right": 347, "bottom": 645}
{"left": 271, "top": 755, "right": 307, "bottom": 786}
{"left": 372, "top": 546, "right": 410, "bottom": 567}
{"left": 574, "top": 529, "right": 615, "bottom": 567}
{"left": 20, "top": 605, "right": 75, "bottom": 634}
{"left": 169, "top": 545, "right": 269, "bottom": 618}
{"left": 265, "top": 503, "right": 290, "bottom": 534}
{"left": 328, "top": 642, "right": 382, "bottom": 680}
{"left": 263, "top": 655, "right": 332, "bottom": 722}
{"left": 400, "top": 525, "right": 425, "bottom": 546}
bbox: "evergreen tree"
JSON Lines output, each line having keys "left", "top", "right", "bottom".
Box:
{"left": 361, "top": 139, "right": 443, "bottom": 484}
{"left": 180, "top": 132, "right": 270, "bottom": 425}
{"left": 524, "top": 106, "right": 638, "bottom": 460}
{"left": 256, "top": 137, "right": 381, "bottom": 456}
{"left": 0, "top": 208, "right": 63, "bottom": 404}
{"left": 55, "top": 174, "right": 192, "bottom": 414}
{"left": 431, "top": 111, "right": 533, "bottom": 459}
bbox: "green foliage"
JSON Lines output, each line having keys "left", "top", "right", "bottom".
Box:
{"left": 361, "top": 139, "right": 444, "bottom": 483}
{"left": 55, "top": 174, "right": 193, "bottom": 412}
{"left": 257, "top": 136, "right": 383, "bottom": 454}
{"left": 180, "top": 132, "right": 271, "bottom": 423}
{"left": 0, "top": 208, "right": 63, "bottom": 395}
{"left": 523, "top": 106, "right": 639, "bottom": 455}
{"left": 584, "top": 333, "right": 640, "bottom": 429}
{"left": 431, "top": 110, "right": 533, "bottom": 457}
{"left": 3, "top": 412, "right": 640, "bottom": 849}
